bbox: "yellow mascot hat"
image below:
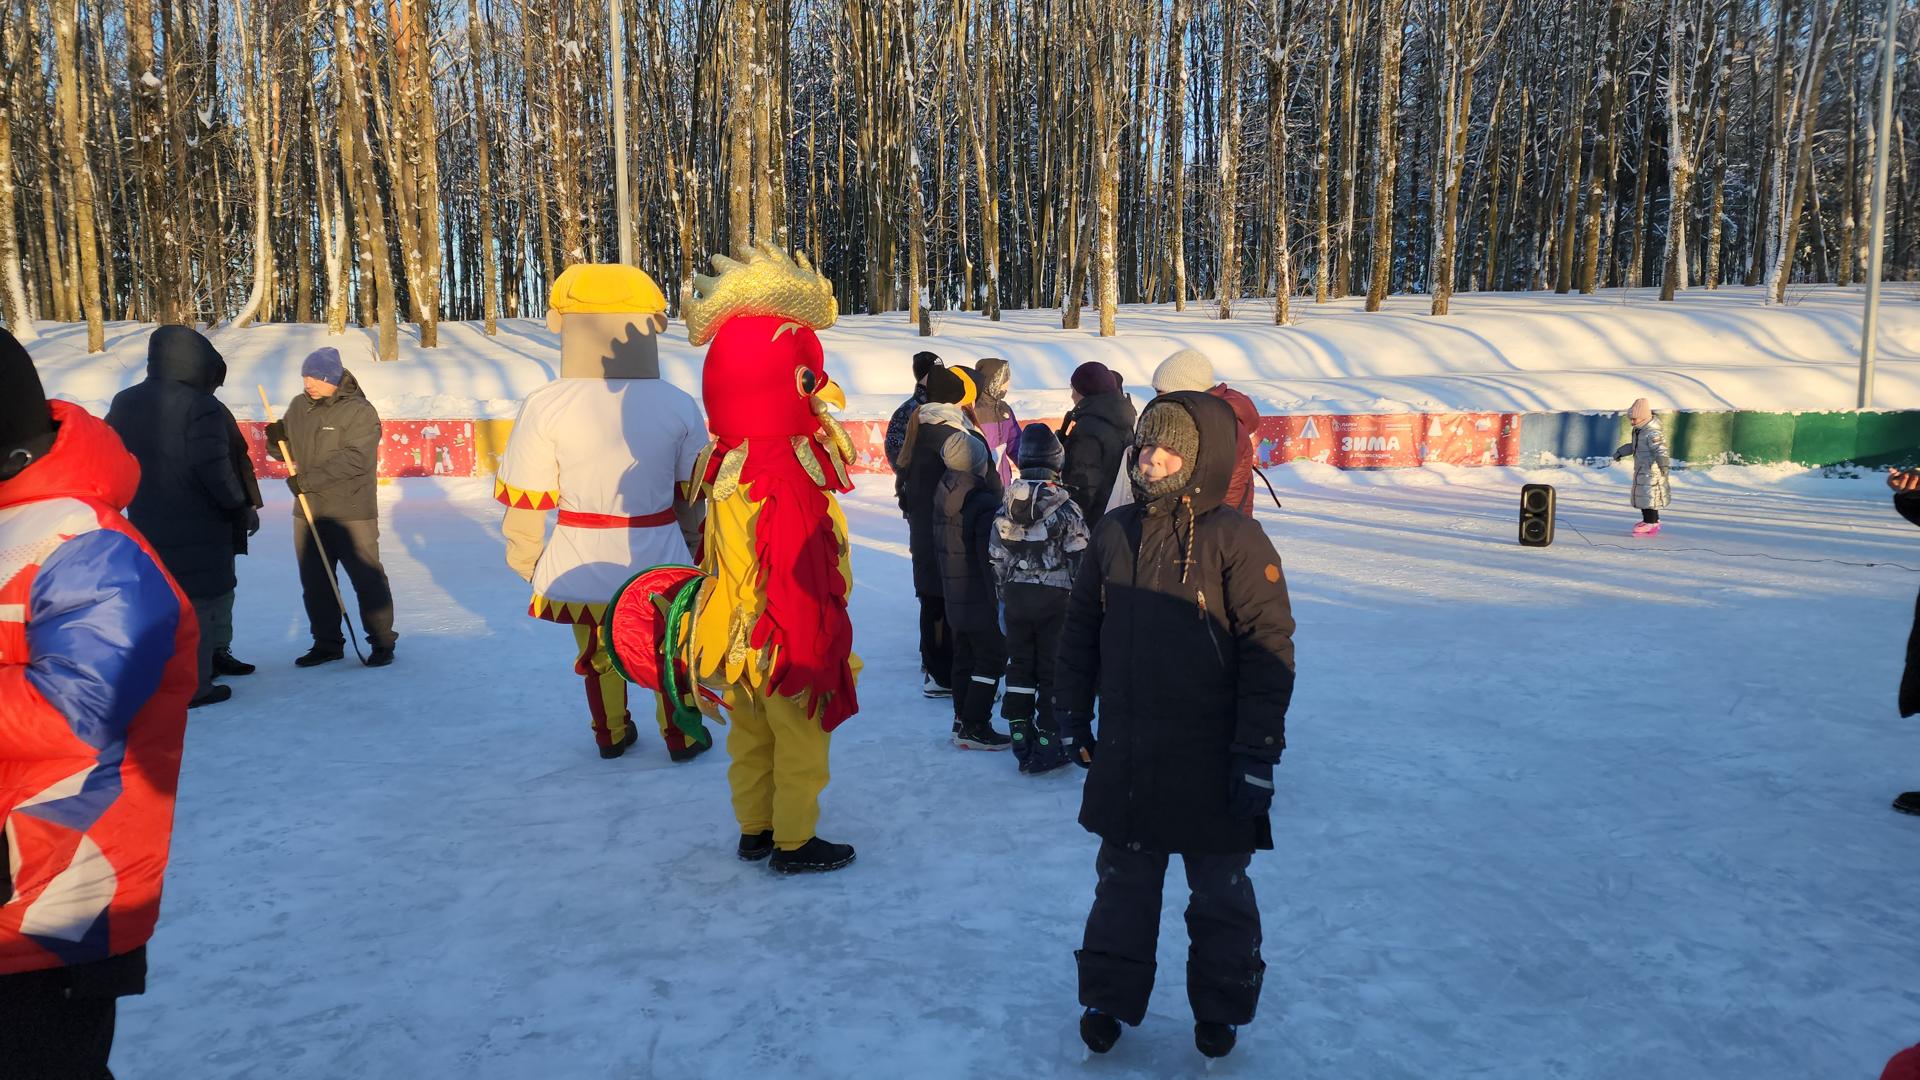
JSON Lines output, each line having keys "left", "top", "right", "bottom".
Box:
{"left": 546, "top": 264, "right": 668, "bottom": 330}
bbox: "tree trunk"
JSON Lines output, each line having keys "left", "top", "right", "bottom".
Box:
{"left": 1578, "top": 0, "right": 1628, "bottom": 293}
{"left": 337, "top": 0, "right": 398, "bottom": 358}
{"left": 1217, "top": 0, "right": 1242, "bottom": 319}
{"left": 468, "top": 0, "right": 498, "bottom": 333}
{"left": 231, "top": 0, "right": 273, "bottom": 328}
{"left": 1365, "top": 0, "right": 1405, "bottom": 312}
{"left": 0, "top": 4, "right": 35, "bottom": 340}
{"left": 52, "top": 0, "right": 103, "bottom": 351}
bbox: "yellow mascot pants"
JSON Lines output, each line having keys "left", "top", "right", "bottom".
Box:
{"left": 573, "top": 624, "right": 687, "bottom": 754}
{"left": 726, "top": 688, "right": 832, "bottom": 851}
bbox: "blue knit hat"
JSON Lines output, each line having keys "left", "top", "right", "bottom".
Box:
{"left": 301, "top": 347, "right": 344, "bottom": 385}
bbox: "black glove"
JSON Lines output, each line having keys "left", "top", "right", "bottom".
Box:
{"left": 1059, "top": 712, "right": 1095, "bottom": 769}
{"left": 242, "top": 507, "right": 260, "bottom": 537}
{"left": 265, "top": 420, "right": 288, "bottom": 448}
{"left": 285, "top": 474, "right": 304, "bottom": 496}
{"left": 1226, "top": 752, "right": 1278, "bottom": 818}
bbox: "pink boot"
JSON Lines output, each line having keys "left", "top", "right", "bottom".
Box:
{"left": 1632, "top": 521, "right": 1661, "bottom": 537}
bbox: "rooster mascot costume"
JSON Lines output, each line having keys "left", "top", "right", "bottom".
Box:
{"left": 497, "top": 264, "right": 712, "bottom": 762}
{"left": 603, "top": 245, "right": 860, "bottom": 873}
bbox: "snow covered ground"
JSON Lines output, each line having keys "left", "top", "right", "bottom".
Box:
{"left": 112, "top": 464, "right": 1920, "bottom": 1079}
{"left": 21, "top": 284, "right": 1920, "bottom": 421}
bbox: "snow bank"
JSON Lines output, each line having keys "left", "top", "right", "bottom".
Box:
{"left": 21, "top": 284, "right": 1919, "bottom": 421}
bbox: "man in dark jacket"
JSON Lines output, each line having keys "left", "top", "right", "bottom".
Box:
{"left": 266, "top": 347, "right": 398, "bottom": 667}
{"left": 894, "top": 365, "right": 986, "bottom": 697}
{"left": 1060, "top": 361, "right": 1136, "bottom": 528}
{"left": 885, "top": 350, "right": 941, "bottom": 466}
{"left": 1055, "top": 391, "right": 1297, "bottom": 1062}
{"left": 106, "top": 325, "right": 258, "bottom": 706}
{"left": 933, "top": 433, "right": 1012, "bottom": 751}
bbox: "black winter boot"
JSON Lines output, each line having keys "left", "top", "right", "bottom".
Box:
{"left": 367, "top": 646, "right": 395, "bottom": 668}
{"left": 295, "top": 643, "right": 345, "bottom": 668}
{"left": 1080, "top": 1009, "right": 1122, "bottom": 1054}
{"left": 737, "top": 830, "right": 775, "bottom": 861}
{"left": 769, "top": 837, "right": 856, "bottom": 874}
{"left": 1194, "top": 1022, "right": 1237, "bottom": 1059}
{"left": 212, "top": 649, "right": 255, "bottom": 676}
{"left": 598, "top": 724, "right": 639, "bottom": 760}
{"left": 1894, "top": 792, "right": 1920, "bottom": 816}
{"left": 188, "top": 685, "right": 233, "bottom": 708}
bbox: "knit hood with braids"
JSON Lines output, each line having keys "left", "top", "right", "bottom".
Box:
{"left": 1132, "top": 391, "right": 1239, "bottom": 583}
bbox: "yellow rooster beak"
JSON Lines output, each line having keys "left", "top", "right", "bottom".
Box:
{"left": 814, "top": 378, "right": 847, "bottom": 412}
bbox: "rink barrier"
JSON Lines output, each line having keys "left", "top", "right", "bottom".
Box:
{"left": 232, "top": 409, "right": 1919, "bottom": 479}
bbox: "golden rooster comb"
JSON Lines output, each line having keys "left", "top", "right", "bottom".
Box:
{"left": 684, "top": 241, "right": 838, "bottom": 347}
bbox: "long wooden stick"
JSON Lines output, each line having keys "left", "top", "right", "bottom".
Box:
{"left": 260, "top": 385, "right": 364, "bottom": 662}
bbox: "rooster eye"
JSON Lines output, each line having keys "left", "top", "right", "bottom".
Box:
{"left": 796, "top": 366, "right": 820, "bottom": 395}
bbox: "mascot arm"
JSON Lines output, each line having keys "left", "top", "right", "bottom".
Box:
{"left": 502, "top": 506, "right": 547, "bottom": 582}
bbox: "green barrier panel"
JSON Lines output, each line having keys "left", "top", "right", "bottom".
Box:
{"left": 1854, "top": 413, "right": 1920, "bottom": 468}
{"left": 1787, "top": 412, "right": 1861, "bottom": 466}
{"left": 1664, "top": 411, "right": 1733, "bottom": 465}
{"left": 1730, "top": 412, "right": 1796, "bottom": 464}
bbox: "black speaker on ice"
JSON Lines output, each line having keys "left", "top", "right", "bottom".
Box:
{"left": 1518, "top": 484, "right": 1555, "bottom": 547}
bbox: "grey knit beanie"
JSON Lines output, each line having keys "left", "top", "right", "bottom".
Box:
{"left": 1152, "top": 349, "right": 1216, "bottom": 395}
{"left": 1133, "top": 401, "right": 1199, "bottom": 499}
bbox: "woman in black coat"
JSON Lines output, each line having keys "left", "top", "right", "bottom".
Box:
{"left": 1891, "top": 473, "right": 1920, "bottom": 815}
{"left": 1060, "top": 363, "right": 1137, "bottom": 528}
{"left": 1054, "top": 390, "right": 1297, "bottom": 1058}
{"left": 105, "top": 326, "right": 255, "bottom": 703}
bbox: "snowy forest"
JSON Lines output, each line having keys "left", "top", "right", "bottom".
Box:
{"left": 0, "top": 0, "right": 1914, "bottom": 356}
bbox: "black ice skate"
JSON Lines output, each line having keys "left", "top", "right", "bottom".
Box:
{"left": 1080, "top": 1009, "right": 1121, "bottom": 1054}
{"left": 1194, "top": 1022, "right": 1237, "bottom": 1059}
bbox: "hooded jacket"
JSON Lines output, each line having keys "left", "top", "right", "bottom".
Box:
{"left": 972, "top": 358, "right": 1021, "bottom": 487}
{"left": 1615, "top": 419, "right": 1672, "bottom": 510}
{"left": 1056, "top": 391, "right": 1297, "bottom": 855}
{"left": 105, "top": 328, "right": 253, "bottom": 598}
{"left": 271, "top": 370, "right": 382, "bottom": 521}
{"left": 895, "top": 403, "right": 990, "bottom": 596}
{"left": 1061, "top": 389, "right": 1137, "bottom": 528}
{"left": 1208, "top": 383, "right": 1260, "bottom": 516}
{"left": 2, "top": 401, "right": 195, "bottom": 983}
{"left": 933, "top": 437, "right": 1005, "bottom": 636}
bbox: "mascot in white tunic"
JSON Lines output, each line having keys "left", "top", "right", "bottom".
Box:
{"left": 497, "top": 264, "right": 712, "bottom": 761}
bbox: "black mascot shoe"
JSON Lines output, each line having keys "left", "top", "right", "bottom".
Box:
{"left": 768, "top": 837, "right": 856, "bottom": 875}
{"left": 598, "top": 725, "right": 639, "bottom": 760}
{"left": 737, "top": 830, "right": 775, "bottom": 862}
{"left": 669, "top": 736, "right": 711, "bottom": 764}
{"left": 1080, "top": 1009, "right": 1122, "bottom": 1054}
{"left": 212, "top": 649, "right": 256, "bottom": 676}
{"left": 1194, "top": 1022, "right": 1237, "bottom": 1059}
{"left": 188, "top": 685, "right": 233, "bottom": 709}
{"left": 295, "top": 644, "right": 345, "bottom": 668}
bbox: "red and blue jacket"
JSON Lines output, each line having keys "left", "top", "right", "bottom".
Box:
{"left": 1, "top": 400, "right": 195, "bottom": 976}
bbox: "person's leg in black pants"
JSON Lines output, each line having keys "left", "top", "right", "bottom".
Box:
{"left": 325, "top": 518, "right": 397, "bottom": 649}
{"left": 1180, "top": 852, "right": 1265, "bottom": 1027}
{"left": 1642, "top": 508, "right": 1660, "bottom": 524}
{"left": 1001, "top": 608, "right": 1038, "bottom": 764}
{"left": 292, "top": 515, "right": 345, "bottom": 648}
{"left": 918, "top": 594, "right": 952, "bottom": 692}
{"left": 1077, "top": 839, "right": 1170, "bottom": 1026}
{"left": 0, "top": 968, "right": 119, "bottom": 1079}
{"left": 294, "top": 517, "right": 398, "bottom": 650}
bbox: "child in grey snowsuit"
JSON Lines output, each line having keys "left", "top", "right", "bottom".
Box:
{"left": 1612, "top": 397, "right": 1671, "bottom": 535}
{"left": 989, "top": 424, "right": 1090, "bottom": 774}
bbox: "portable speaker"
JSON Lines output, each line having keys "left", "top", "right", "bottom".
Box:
{"left": 1519, "top": 484, "right": 1555, "bottom": 547}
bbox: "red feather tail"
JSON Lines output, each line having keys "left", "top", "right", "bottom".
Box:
{"left": 742, "top": 451, "right": 858, "bottom": 730}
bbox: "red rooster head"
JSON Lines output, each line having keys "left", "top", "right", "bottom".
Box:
{"left": 686, "top": 245, "right": 843, "bottom": 441}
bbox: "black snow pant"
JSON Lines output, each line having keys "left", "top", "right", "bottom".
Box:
{"left": 1000, "top": 589, "right": 1067, "bottom": 726}
{"left": 1077, "top": 840, "right": 1265, "bottom": 1028}
{"left": 294, "top": 516, "right": 398, "bottom": 649}
{"left": 0, "top": 967, "right": 121, "bottom": 1079}
{"left": 918, "top": 594, "right": 953, "bottom": 690}
{"left": 189, "top": 593, "right": 220, "bottom": 696}
{"left": 950, "top": 625, "right": 1007, "bottom": 729}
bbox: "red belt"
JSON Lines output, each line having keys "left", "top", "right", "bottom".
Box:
{"left": 557, "top": 508, "right": 677, "bottom": 529}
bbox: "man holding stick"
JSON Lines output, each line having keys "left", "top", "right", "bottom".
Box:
{"left": 265, "top": 347, "right": 398, "bottom": 668}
